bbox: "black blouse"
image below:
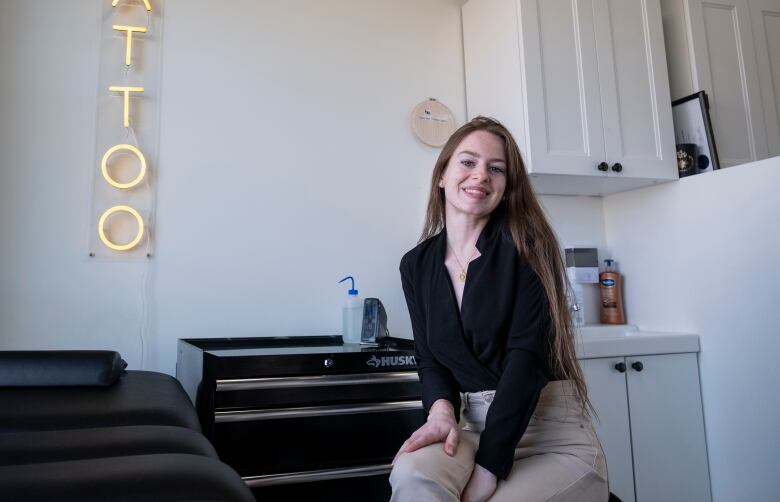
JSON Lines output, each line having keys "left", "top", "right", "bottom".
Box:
{"left": 399, "top": 214, "right": 555, "bottom": 479}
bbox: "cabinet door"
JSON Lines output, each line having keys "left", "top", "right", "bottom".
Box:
{"left": 749, "top": 0, "right": 780, "bottom": 157}
{"left": 592, "top": 0, "right": 677, "bottom": 180}
{"left": 626, "top": 353, "right": 711, "bottom": 502}
{"left": 517, "top": 0, "right": 607, "bottom": 177}
{"left": 581, "top": 358, "right": 635, "bottom": 502}
{"left": 686, "top": 0, "right": 769, "bottom": 166}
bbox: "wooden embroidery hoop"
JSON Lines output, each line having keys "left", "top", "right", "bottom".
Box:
{"left": 410, "top": 98, "right": 456, "bottom": 147}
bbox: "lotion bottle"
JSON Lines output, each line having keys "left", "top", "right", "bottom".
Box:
{"left": 599, "top": 259, "right": 625, "bottom": 324}
{"left": 338, "top": 276, "right": 363, "bottom": 343}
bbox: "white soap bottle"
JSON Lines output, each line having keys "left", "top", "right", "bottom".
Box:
{"left": 338, "top": 276, "right": 363, "bottom": 344}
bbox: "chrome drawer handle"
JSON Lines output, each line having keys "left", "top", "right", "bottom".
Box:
{"left": 214, "top": 400, "right": 423, "bottom": 423}
{"left": 216, "top": 372, "right": 420, "bottom": 392}
{"left": 243, "top": 463, "right": 393, "bottom": 487}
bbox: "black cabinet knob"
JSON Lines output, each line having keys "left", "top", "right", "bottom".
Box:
{"left": 631, "top": 361, "right": 643, "bottom": 372}
{"left": 611, "top": 162, "right": 623, "bottom": 173}
{"left": 614, "top": 362, "right": 627, "bottom": 373}
{"left": 597, "top": 162, "right": 609, "bottom": 172}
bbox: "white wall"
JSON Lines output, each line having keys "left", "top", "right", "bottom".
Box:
{"left": 0, "top": 0, "right": 607, "bottom": 375}
{"left": 150, "top": 0, "right": 468, "bottom": 373}
{"left": 539, "top": 195, "right": 607, "bottom": 324}
{"left": 603, "top": 158, "right": 780, "bottom": 501}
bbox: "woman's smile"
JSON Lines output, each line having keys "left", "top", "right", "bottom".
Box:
{"left": 462, "top": 185, "right": 489, "bottom": 198}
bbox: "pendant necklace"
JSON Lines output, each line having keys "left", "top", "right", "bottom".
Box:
{"left": 449, "top": 242, "right": 479, "bottom": 282}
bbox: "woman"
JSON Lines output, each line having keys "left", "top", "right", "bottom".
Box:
{"left": 390, "top": 117, "right": 608, "bottom": 502}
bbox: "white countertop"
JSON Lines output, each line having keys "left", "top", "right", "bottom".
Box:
{"left": 575, "top": 324, "right": 700, "bottom": 359}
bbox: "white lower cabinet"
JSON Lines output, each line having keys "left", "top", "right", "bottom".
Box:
{"left": 582, "top": 353, "right": 712, "bottom": 502}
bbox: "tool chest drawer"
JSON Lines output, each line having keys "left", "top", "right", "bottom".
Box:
{"left": 214, "top": 403, "right": 422, "bottom": 475}
{"left": 177, "top": 336, "right": 424, "bottom": 502}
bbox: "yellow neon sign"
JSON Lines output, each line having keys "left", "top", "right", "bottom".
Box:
{"left": 109, "top": 85, "right": 144, "bottom": 128}
{"left": 98, "top": 205, "right": 145, "bottom": 251}
{"left": 113, "top": 25, "right": 147, "bottom": 66}
{"left": 96, "top": 1, "right": 157, "bottom": 253}
{"left": 112, "top": 0, "right": 152, "bottom": 12}
{"left": 101, "top": 144, "right": 147, "bottom": 189}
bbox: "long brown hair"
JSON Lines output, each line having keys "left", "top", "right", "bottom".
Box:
{"left": 420, "top": 116, "right": 591, "bottom": 414}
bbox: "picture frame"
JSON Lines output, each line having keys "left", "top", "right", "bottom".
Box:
{"left": 671, "top": 91, "right": 720, "bottom": 176}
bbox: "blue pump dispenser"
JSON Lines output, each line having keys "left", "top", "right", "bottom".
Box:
{"left": 338, "top": 276, "right": 359, "bottom": 297}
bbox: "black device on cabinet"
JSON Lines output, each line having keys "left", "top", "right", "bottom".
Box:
{"left": 361, "top": 298, "right": 388, "bottom": 344}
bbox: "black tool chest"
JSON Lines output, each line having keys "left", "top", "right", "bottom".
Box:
{"left": 176, "top": 336, "right": 424, "bottom": 501}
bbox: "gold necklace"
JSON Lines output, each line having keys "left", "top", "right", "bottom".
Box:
{"left": 449, "top": 242, "right": 479, "bottom": 282}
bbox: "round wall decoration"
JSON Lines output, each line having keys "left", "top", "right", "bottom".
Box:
{"left": 410, "top": 98, "right": 456, "bottom": 147}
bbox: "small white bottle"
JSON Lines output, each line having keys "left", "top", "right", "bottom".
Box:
{"left": 338, "top": 276, "right": 363, "bottom": 344}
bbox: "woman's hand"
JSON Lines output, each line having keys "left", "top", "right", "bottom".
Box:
{"left": 392, "top": 399, "right": 459, "bottom": 463}
{"left": 461, "top": 463, "right": 497, "bottom": 502}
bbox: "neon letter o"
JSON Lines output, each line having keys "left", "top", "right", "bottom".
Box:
{"left": 98, "top": 205, "right": 145, "bottom": 251}
{"left": 101, "top": 144, "right": 146, "bottom": 189}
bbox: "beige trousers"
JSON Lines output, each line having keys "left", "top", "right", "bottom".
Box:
{"left": 389, "top": 380, "right": 608, "bottom": 502}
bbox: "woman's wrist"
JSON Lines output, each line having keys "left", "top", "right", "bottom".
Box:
{"left": 474, "top": 463, "right": 497, "bottom": 480}
{"left": 428, "top": 399, "right": 456, "bottom": 421}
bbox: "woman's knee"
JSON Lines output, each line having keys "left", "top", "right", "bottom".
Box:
{"left": 390, "top": 446, "right": 442, "bottom": 485}
{"left": 389, "top": 450, "right": 418, "bottom": 486}
{"left": 390, "top": 443, "right": 474, "bottom": 499}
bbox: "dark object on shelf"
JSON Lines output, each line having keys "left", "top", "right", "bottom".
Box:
{"left": 0, "top": 351, "right": 253, "bottom": 502}
{"left": 672, "top": 91, "right": 720, "bottom": 174}
{"left": 178, "top": 335, "right": 424, "bottom": 502}
{"left": 676, "top": 143, "right": 698, "bottom": 177}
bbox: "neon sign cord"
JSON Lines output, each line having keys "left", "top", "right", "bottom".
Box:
{"left": 139, "top": 260, "right": 148, "bottom": 369}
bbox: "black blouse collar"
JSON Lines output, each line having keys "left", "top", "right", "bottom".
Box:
{"left": 437, "top": 209, "right": 506, "bottom": 260}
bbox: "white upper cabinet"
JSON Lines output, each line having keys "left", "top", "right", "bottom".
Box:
{"left": 593, "top": 0, "right": 677, "bottom": 180}
{"left": 661, "top": 0, "right": 780, "bottom": 166}
{"left": 513, "top": 0, "right": 607, "bottom": 178}
{"left": 463, "top": 0, "right": 678, "bottom": 196}
{"left": 685, "top": 0, "right": 768, "bottom": 165}
{"left": 750, "top": 0, "right": 780, "bottom": 158}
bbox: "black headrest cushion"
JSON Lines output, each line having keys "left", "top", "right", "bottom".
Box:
{"left": 0, "top": 351, "right": 127, "bottom": 387}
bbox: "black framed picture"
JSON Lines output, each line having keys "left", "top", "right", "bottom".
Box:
{"left": 671, "top": 91, "right": 720, "bottom": 177}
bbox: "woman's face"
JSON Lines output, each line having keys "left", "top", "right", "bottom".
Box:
{"left": 440, "top": 130, "right": 507, "bottom": 221}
